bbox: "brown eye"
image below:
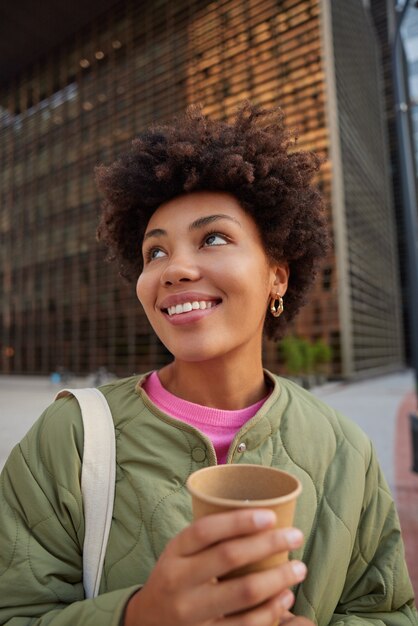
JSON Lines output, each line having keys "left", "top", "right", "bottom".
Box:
{"left": 151, "top": 248, "right": 165, "bottom": 259}
{"left": 145, "top": 247, "right": 167, "bottom": 262}
{"left": 204, "top": 233, "right": 228, "bottom": 246}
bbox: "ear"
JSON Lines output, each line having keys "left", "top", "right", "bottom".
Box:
{"left": 270, "top": 262, "right": 289, "bottom": 297}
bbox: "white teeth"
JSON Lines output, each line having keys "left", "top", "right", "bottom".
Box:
{"left": 166, "top": 301, "right": 218, "bottom": 316}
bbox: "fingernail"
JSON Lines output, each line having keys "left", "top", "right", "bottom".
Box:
{"left": 291, "top": 561, "right": 307, "bottom": 580}
{"left": 283, "top": 528, "right": 303, "bottom": 548}
{"left": 253, "top": 510, "right": 277, "bottom": 528}
{"left": 280, "top": 590, "right": 294, "bottom": 610}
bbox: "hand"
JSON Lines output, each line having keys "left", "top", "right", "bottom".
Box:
{"left": 124, "top": 509, "right": 306, "bottom": 626}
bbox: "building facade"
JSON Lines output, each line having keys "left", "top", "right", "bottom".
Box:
{"left": 0, "top": 0, "right": 404, "bottom": 378}
{"left": 370, "top": 0, "right": 418, "bottom": 368}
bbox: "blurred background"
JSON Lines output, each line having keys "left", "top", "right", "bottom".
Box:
{"left": 0, "top": 0, "right": 417, "bottom": 383}
{"left": 1, "top": 0, "right": 418, "bottom": 592}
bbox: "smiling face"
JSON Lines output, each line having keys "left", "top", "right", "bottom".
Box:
{"left": 136, "top": 191, "right": 288, "bottom": 365}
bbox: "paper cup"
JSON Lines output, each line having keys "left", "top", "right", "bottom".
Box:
{"left": 187, "top": 464, "right": 302, "bottom": 577}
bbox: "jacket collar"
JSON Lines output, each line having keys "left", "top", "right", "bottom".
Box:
{"left": 134, "top": 369, "right": 284, "bottom": 452}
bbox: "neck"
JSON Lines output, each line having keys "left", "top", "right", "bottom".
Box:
{"left": 158, "top": 350, "right": 268, "bottom": 410}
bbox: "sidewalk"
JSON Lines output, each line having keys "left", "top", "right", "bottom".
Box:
{"left": 0, "top": 375, "right": 87, "bottom": 469}
{"left": 0, "top": 370, "right": 417, "bottom": 597}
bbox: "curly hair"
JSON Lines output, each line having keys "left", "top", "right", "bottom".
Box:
{"left": 96, "top": 102, "right": 329, "bottom": 340}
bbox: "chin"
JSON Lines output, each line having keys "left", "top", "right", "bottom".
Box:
{"left": 165, "top": 343, "right": 228, "bottom": 364}
{"left": 171, "top": 351, "right": 220, "bottom": 363}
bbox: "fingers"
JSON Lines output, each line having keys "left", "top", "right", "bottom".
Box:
{"left": 192, "top": 526, "right": 303, "bottom": 584}
{"left": 176, "top": 509, "right": 278, "bottom": 556}
{"left": 222, "top": 590, "right": 295, "bottom": 626}
{"left": 190, "top": 559, "right": 307, "bottom": 622}
{"left": 157, "top": 510, "right": 305, "bottom": 626}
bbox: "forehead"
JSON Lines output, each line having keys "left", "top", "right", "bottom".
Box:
{"left": 145, "top": 191, "right": 254, "bottom": 231}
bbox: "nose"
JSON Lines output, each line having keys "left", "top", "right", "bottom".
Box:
{"left": 160, "top": 252, "right": 201, "bottom": 286}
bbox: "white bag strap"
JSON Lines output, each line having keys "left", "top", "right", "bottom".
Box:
{"left": 55, "top": 387, "right": 116, "bottom": 599}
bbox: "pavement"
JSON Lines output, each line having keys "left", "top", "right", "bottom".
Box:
{"left": 0, "top": 370, "right": 417, "bottom": 597}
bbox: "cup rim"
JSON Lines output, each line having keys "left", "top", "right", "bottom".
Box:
{"left": 186, "top": 464, "right": 302, "bottom": 507}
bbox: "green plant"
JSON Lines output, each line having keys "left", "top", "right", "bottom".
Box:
{"left": 280, "top": 336, "right": 304, "bottom": 376}
{"left": 312, "top": 339, "right": 333, "bottom": 374}
{"left": 298, "top": 338, "right": 315, "bottom": 375}
{"left": 280, "top": 336, "right": 333, "bottom": 382}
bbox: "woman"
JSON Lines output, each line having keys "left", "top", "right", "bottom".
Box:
{"left": 0, "top": 104, "right": 416, "bottom": 626}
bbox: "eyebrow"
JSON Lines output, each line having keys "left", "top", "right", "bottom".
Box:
{"left": 143, "top": 214, "right": 241, "bottom": 241}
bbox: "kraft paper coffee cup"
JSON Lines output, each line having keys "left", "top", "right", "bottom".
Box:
{"left": 187, "top": 464, "right": 302, "bottom": 577}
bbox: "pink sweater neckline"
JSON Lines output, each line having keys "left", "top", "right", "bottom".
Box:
{"left": 142, "top": 371, "right": 269, "bottom": 463}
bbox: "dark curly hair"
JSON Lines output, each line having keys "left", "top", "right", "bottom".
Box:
{"left": 96, "top": 102, "right": 329, "bottom": 340}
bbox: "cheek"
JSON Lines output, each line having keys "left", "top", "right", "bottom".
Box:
{"left": 136, "top": 274, "right": 148, "bottom": 307}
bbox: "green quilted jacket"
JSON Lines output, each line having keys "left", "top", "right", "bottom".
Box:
{"left": 0, "top": 371, "right": 416, "bottom": 625}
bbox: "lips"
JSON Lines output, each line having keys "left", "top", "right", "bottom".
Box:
{"left": 166, "top": 300, "right": 219, "bottom": 316}
{"left": 159, "top": 292, "right": 222, "bottom": 317}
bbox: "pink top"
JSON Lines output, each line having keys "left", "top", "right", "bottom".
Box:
{"left": 143, "top": 371, "right": 268, "bottom": 464}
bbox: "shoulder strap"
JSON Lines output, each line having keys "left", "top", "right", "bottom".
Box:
{"left": 55, "top": 387, "right": 116, "bottom": 599}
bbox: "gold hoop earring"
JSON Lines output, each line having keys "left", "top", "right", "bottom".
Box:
{"left": 270, "top": 294, "right": 284, "bottom": 318}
